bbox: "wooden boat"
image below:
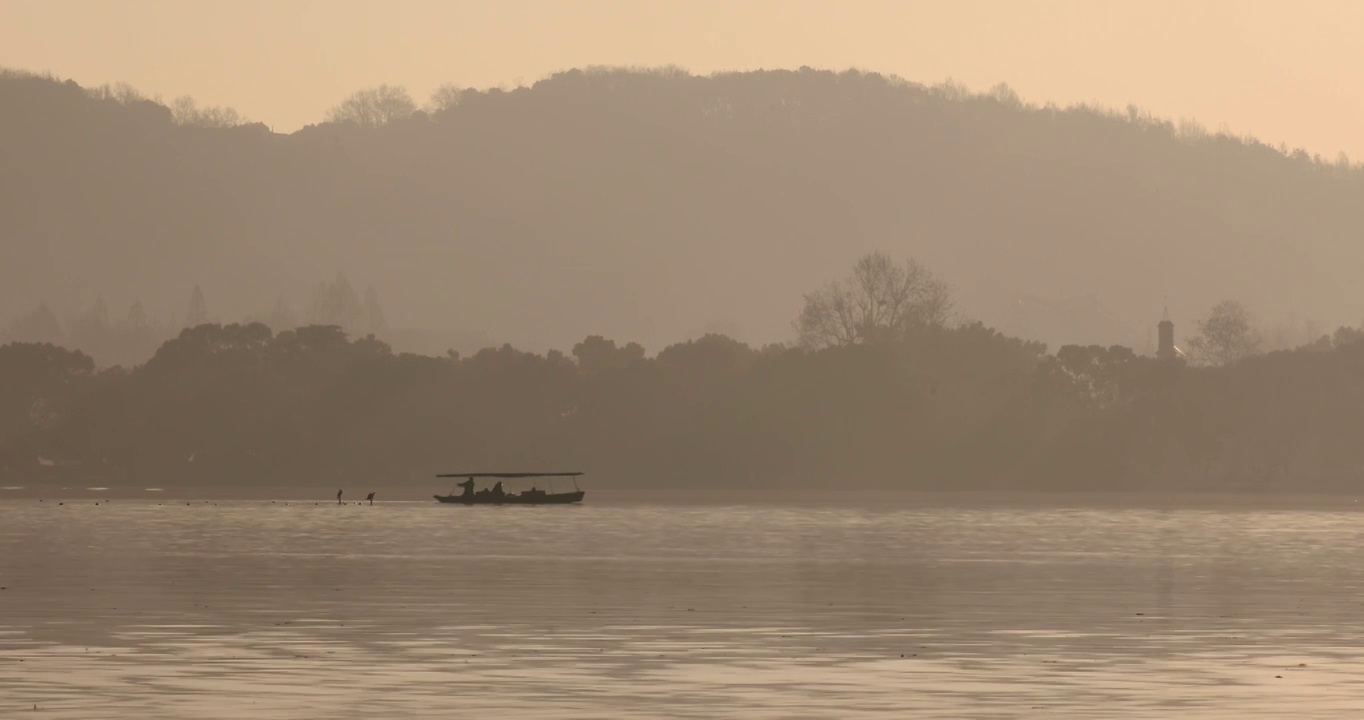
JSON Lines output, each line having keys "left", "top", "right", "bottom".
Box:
{"left": 433, "top": 472, "right": 586, "bottom": 505}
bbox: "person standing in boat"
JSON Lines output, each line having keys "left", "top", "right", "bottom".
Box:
{"left": 457, "top": 478, "right": 476, "bottom": 498}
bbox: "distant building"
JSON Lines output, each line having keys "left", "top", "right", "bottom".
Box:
{"left": 1156, "top": 307, "right": 1186, "bottom": 361}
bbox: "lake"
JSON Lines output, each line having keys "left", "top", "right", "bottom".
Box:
{"left": 3, "top": 494, "right": 1364, "bottom": 718}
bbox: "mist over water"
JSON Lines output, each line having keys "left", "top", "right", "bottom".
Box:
{"left": 6, "top": 4, "right": 1364, "bottom": 714}
{"left": 4, "top": 495, "right": 1364, "bottom": 718}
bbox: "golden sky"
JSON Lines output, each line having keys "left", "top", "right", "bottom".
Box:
{"left": 3, "top": 0, "right": 1363, "bottom": 157}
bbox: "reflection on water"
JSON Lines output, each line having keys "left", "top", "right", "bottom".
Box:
{"left": 3, "top": 498, "right": 1364, "bottom": 717}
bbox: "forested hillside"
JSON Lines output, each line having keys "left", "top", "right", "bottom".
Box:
{"left": 4, "top": 66, "right": 1363, "bottom": 363}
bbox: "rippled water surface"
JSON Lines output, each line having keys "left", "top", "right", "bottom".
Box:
{"left": 5, "top": 496, "right": 1364, "bottom": 718}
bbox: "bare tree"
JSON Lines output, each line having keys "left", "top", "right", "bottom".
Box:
{"left": 5, "top": 302, "right": 66, "bottom": 345}
{"left": 427, "top": 83, "right": 465, "bottom": 113}
{"left": 267, "top": 297, "right": 298, "bottom": 332}
{"left": 364, "top": 285, "right": 388, "bottom": 335}
{"left": 126, "top": 300, "right": 148, "bottom": 329}
{"left": 796, "top": 252, "right": 953, "bottom": 349}
{"left": 85, "top": 82, "right": 150, "bottom": 106}
{"left": 309, "top": 274, "right": 364, "bottom": 329}
{"left": 327, "top": 85, "right": 417, "bottom": 128}
{"left": 170, "top": 96, "right": 244, "bottom": 128}
{"left": 1187, "top": 300, "right": 1262, "bottom": 366}
{"left": 185, "top": 285, "right": 209, "bottom": 328}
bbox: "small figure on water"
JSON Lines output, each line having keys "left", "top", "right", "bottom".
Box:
{"left": 366, "top": 491, "right": 375, "bottom": 506}
{"left": 336, "top": 488, "right": 343, "bottom": 505}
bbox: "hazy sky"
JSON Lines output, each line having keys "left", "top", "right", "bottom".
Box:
{"left": 3, "top": 0, "right": 1364, "bottom": 158}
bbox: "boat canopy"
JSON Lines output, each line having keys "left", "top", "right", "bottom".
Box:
{"left": 436, "top": 472, "right": 584, "bottom": 478}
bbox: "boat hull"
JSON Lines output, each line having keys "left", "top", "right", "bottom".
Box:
{"left": 433, "top": 491, "right": 585, "bottom": 505}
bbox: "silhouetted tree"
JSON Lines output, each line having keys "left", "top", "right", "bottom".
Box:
{"left": 365, "top": 285, "right": 388, "bottom": 335}
{"left": 268, "top": 296, "right": 297, "bottom": 331}
{"left": 309, "top": 275, "right": 363, "bottom": 329}
{"left": 327, "top": 85, "right": 417, "bottom": 127}
{"left": 127, "top": 300, "right": 148, "bottom": 329}
{"left": 572, "top": 335, "right": 645, "bottom": 374}
{"left": 67, "top": 296, "right": 112, "bottom": 353}
{"left": 0, "top": 342, "right": 93, "bottom": 444}
{"left": 185, "top": 285, "right": 209, "bottom": 328}
{"left": 1188, "top": 300, "right": 1262, "bottom": 366}
{"left": 427, "top": 83, "right": 465, "bottom": 113}
{"left": 85, "top": 81, "right": 150, "bottom": 106}
{"left": 170, "top": 96, "right": 244, "bottom": 128}
{"left": 5, "top": 303, "right": 65, "bottom": 345}
{"left": 1040, "top": 344, "right": 1143, "bottom": 410}
{"left": 1333, "top": 325, "right": 1364, "bottom": 348}
{"left": 796, "top": 252, "right": 952, "bottom": 349}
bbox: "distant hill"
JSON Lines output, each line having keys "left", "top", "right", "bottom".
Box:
{"left": 3, "top": 66, "right": 1363, "bottom": 362}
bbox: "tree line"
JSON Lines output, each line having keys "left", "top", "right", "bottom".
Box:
{"left": 3, "top": 253, "right": 1362, "bottom": 494}
{"left": 1, "top": 274, "right": 390, "bottom": 368}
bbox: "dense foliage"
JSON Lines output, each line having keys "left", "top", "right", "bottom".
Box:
{"left": 4, "top": 321, "right": 1363, "bottom": 493}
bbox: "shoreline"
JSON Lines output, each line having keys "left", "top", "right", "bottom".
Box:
{"left": 3, "top": 485, "right": 1363, "bottom": 510}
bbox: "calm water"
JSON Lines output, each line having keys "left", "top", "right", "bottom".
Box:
{"left": 4, "top": 496, "right": 1364, "bottom": 718}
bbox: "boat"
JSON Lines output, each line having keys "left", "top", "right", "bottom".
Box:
{"left": 433, "top": 472, "right": 586, "bottom": 505}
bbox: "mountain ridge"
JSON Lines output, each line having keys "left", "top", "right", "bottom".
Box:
{"left": 3, "top": 66, "right": 1361, "bottom": 363}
